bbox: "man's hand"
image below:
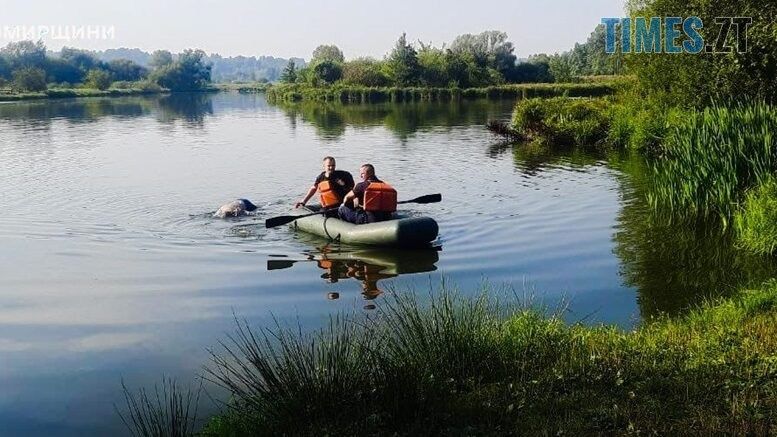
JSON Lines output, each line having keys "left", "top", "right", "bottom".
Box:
{"left": 294, "top": 201, "right": 305, "bottom": 208}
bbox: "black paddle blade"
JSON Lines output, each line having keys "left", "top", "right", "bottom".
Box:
{"left": 265, "top": 215, "right": 298, "bottom": 228}
{"left": 404, "top": 193, "right": 442, "bottom": 204}
{"left": 267, "top": 260, "right": 297, "bottom": 270}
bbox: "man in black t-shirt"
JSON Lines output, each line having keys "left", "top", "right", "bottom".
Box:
{"left": 339, "top": 163, "right": 392, "bottom": 224}
{"left": 295, "top": 156, "right": 355, "bottom": 210}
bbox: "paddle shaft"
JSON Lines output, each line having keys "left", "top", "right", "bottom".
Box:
{"left": 265, "top": 193, "right": 441, "bottom": 228}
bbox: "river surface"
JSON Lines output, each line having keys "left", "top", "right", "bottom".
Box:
{"left": 1, "top": 93, "right": 776, "bottom": 435}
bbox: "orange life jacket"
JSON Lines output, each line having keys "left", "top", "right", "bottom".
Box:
{"left": 317, "top": 180, "right": 341, "bottom": 208}
{"left": 363, "top": 182, "right": 397, "bottom": 213}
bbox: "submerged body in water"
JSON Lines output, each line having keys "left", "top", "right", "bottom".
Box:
{"left": 214, "top": 199, "right": 258, "bottom": 218}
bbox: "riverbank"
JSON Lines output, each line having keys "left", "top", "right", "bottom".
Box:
{"left": 266, "top": 81, "right": 621, "bottom": 103}
{"left": 151, "top": 280, "right": 777, "bottom": 435}
{"left": 0, "top": 87, "right": 168, "bottom": 102}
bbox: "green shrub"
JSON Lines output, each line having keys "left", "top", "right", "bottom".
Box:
{"left": 735, "top": 176, "right": 777, "bottom": 255}
{"left": 512, "top": 97, "right": 610, "bottom": 146}
{"left": 84, "top": 69, "right": 112, "bottom": 90}
{"left": 12, "top": 67, "right": 47, "bottom": 92}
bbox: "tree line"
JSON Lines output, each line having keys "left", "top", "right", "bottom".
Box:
{"left": 0, "top": 41, "right": 212, "bottom": 92}
{"left": 280, "top": 28, "right": 620, "bottom": 88}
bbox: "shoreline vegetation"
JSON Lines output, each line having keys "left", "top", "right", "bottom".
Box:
{"left": 118, "top": 281, "right": 777, "bottom": 435}
{"left": 0, "top": 82, "right": 270, "bottom": 102}
{"left": 265, "top": 81, "right": 619, "bottom": 103}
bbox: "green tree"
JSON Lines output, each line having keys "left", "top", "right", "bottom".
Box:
{"left": 311, "top": 45, "right": 345, "bottom": 64}
{"left": 280, "top": 60, "right": 297, "bottom": 83}
{"left": 312, "top": 60, "right": 342, "bottom": 85}
{"left": 149, "top": 50, "right": 174, "bottom": 70}
{"left": 342, "top": 58, "right": 390, "bottom": 86}
{"left": 84, "top": 69, "right": 112, "bottom": 90}
{"left": 45, "top": 58, "right": 84, "bottom": 84}
{"left": 387, "top": 33, "right": 420, "bottom": 86}
{"left": 417, "top": 44, "right": 448, "bottom": 87}
{"left": 12, "top": 67, "right": 47, "bottom": 91}
{"left": 626, "top": 0, "right": 777, "bottom": 105}
{"left": 1, "top": 40, "right": 47, "bottom": 69}
{"left": 60, "top": 47, "right": 102, "bottom": 72}
{"left": 106, "top": 59, "right": 148, "bottom": 81}
{"left": 151, "top": 49, "right": 211, "bottom": 91}
{"left": 0, "top": 56, "right": 10, "bottom": 80}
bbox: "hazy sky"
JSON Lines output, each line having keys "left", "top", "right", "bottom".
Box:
{"left": 2, "top": 0, "right": 625, "bottom": 59}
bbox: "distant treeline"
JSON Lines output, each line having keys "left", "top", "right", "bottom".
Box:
{"left": 0, "top": 41, "right": 213, "bottom": 93}
{"left": 277, "top": 28, "right": 622, "bottom": 89}
{"left": 95, "top": 48, "right": 306, "bottom": 83}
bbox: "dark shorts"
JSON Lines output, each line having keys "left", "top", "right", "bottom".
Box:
{"left": 338, "top": 206, "right": 392, "bottom": 224}
{"left": 338, "top": 205, "right": 369, "bottom": 224}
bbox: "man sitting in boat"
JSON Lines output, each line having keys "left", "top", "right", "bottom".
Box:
{"left": 295, "top": 156, "right": 354, "bottom": 215}
{"left": 338, "top": 163, "right": 397, "bottom": 224}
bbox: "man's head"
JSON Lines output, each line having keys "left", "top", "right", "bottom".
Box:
{"left": 322, "top": 156, "right": 336, "bottom": 175}
{"left": 359, "top": 163, "right": 375, "bottom": 181}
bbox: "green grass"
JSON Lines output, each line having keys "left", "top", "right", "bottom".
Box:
{"left": 201, "top": 281, "right": 777, "bottom": 436}
{"left": 511, "top": 97, "right": 611, "bottom": 147}
{"left": 265, "top": 82, "right": 618, "bottom": 103}
{"left": 116, "top": 377, "right": 201, "bottom": 437}
{"left": 0, "top": 87, "right": 166, "bottom": 101}
{"left": 647, "top": 101, "right": 777, "bottom": 224}
{"left": 735, "top": 176, "right": 777, "bottom": 255}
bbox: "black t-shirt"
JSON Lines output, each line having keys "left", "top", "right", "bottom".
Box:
{"left": 314, "top": 170, "right": 355, "bottom": 201}
{"left": 352, "top": 176, "right": 382, "bottom": 206}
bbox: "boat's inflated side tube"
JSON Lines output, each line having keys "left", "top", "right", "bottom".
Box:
{"left": 291, "top": 207, "right": 438, "bottom": 247}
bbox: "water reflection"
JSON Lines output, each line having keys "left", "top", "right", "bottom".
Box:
{"left": 268, "top": 244, "right": 439, "bottom": 304}
{"left": 275, "top": 100, "right": 516, "bottom": 141}
{"left": 0, "top": 92, "right": 216, "bottom": 128}
{"left": 610, "top": 154, "right": 777, "bottom": 317}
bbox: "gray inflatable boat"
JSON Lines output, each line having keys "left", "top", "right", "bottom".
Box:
{"left": 289, "top": 206, "right": 439, "bottom": 247}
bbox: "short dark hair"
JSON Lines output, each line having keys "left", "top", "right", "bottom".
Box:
{"left": 361, "top": 163, "right": 375, "bottom": 176}
{"left": 323, "top": 156, "right": 335, "bottom": 163}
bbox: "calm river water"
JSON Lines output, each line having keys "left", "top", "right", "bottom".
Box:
{"left": 1, "top": 92, "right": 775, "bottom": 435}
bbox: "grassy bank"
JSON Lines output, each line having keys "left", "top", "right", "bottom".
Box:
{"left": 0, "top": 87, "right": 166, "bottom": 102}
{"left": 266, "top": 81, "right": 618, "bottom": 103}
{"left": 153, "top": 281, "right": 777, "bottom": 436}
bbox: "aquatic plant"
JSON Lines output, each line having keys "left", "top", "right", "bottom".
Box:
{"left": 647, "top": 101, "right": 777, "bottom": 223}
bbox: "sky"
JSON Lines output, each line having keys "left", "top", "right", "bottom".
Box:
{"left": 0, "top": 0, "right": 625, "bottom": 60}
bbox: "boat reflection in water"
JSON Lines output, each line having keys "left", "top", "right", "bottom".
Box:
{"left": 268, "top": 243, "right": 440, "bottom": 306}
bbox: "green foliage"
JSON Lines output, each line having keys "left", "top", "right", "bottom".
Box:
{"left": 148, "top": 50, "right": 174, "bottom": 70}
{"left": 205, "top": 282, "right": 777, "bottom": 435}
{"left": 60, "top": 47, "right": 102, "bottom": 72}
{"left": 266, "top": 82, "right": 617, "bottom": 103}
{"left": 735, "top": 176, "right": 777, "bottom": 255}
{"left": 387, "top": 33, "right": 420, "bottom": 86}
{"left": 311, "top": 60, "right": 342, "bottom": 85}
{"left": 84, "top": 69, "right": 112, "bottom": 90}
{"left": 151, "top": 49, "right": 212, "bottom": 91}
{"left": 106, "top": 59, "right": 148, "bottom": 82}
{"left": 341, "top": 58, "right": 390, "bottom": 87}
{"left": 1, "top": 40, "right": 47, "bottom": 69}
{"left": 279, "top": 60, "right": 296, "bottom": 83}
{"left": 311, "top": 44, "right": 344, "bottom": 64}
{"left": 12, "top": 67, "right": 47, "bottom": 92}
{"left": 648, "top": 102, "right": 777, "bottom": 222}
{"left": 512, "top": 97, "right": 611, "bottom": 147}
{"left": 626, "top": 0, "right": 777, "bottom": 106}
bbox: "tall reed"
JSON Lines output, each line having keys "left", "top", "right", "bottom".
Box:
{"left": 647, "top": 102, "right": 777, "bottom": 223}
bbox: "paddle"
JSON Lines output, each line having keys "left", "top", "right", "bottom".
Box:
{"left": 265, "top": 193, "right": 442, "bottom": 228}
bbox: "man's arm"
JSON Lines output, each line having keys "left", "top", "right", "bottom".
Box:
{"left": 295, "top": 185, "right": 317, "bottom": 208}
{"left": 342, "top": 189, "right": 357, "bottom": 208}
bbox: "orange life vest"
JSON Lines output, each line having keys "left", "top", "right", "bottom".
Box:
{"left": 363, "top": 182, "right": 397, "bottom": 213}
{"left": 317, "top": 180, "right": 341, "bottom": 208}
